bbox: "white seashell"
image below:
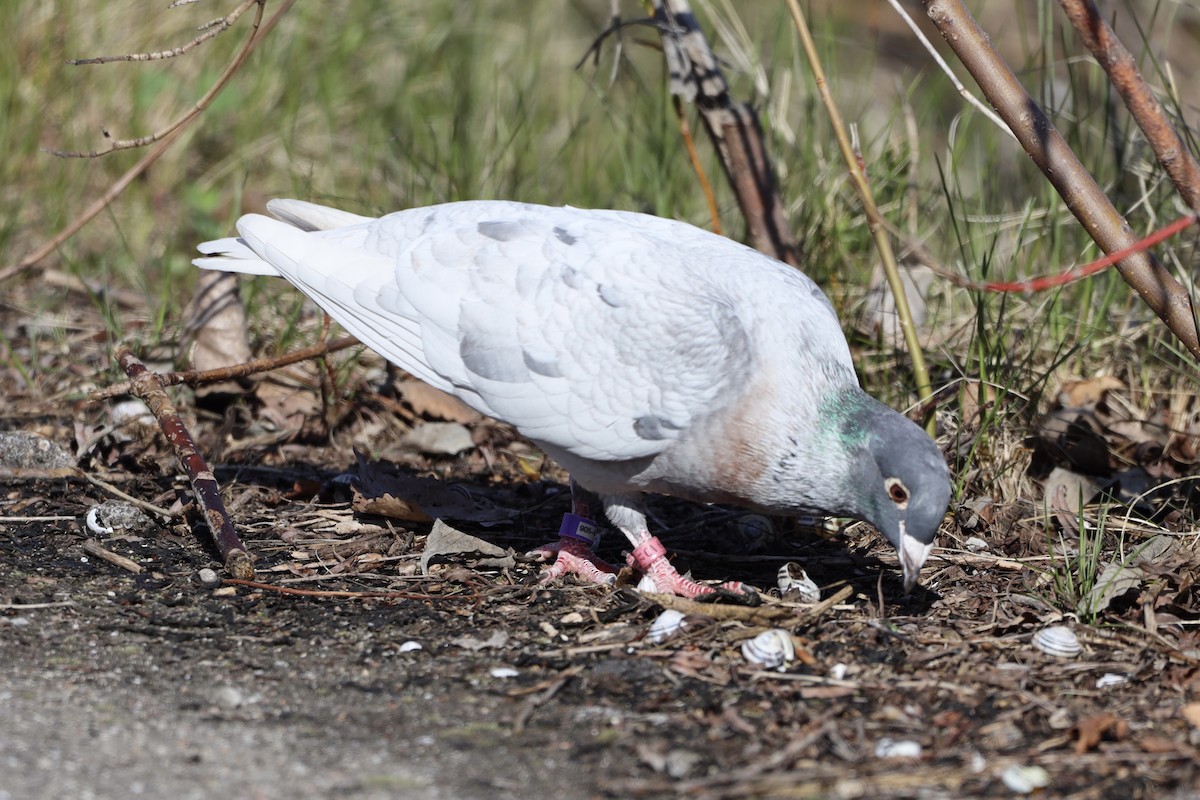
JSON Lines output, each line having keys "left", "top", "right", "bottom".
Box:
{"left": 874, "top": 738, "right": 922, "bottom": 759}
{"left": 828, "top": 662, "right": 848, "bottom": 681}
{"left": 776, "top": 562, "right": 820, "bottom": 603}
{"left": 646, "top": 609, "right": 688, "bottom": 644}
{"left": 736, "top": 515, "right": 776, "bottom": 551}
{"left": 397, "top": 640, "right": 423, "bottom": 653}
{"left": 85, "top": 507, "right": 114, "bottom": 536}
{"left": 1000, "top": 764, "right": 1051, "bottom": 793}
{"left": 637, "top": 573, "right": 663, "bottom": 593}
{"left": 1032, "top": 625, "right": 1081, "bottom": 658}
{"left": 1096, "top": 673, "right": 1128, "bottom": 689}
{"left": 110, "top": 398, "right": 155, "bottom": 428}
{"left": 741, "top": 629, "right": 796, "bottom": 669}
{"left": 490, "top": 667, "right": 520, "bottom": 678}
{"left": 197, "top": 568, "right": 220, "bottom": 588}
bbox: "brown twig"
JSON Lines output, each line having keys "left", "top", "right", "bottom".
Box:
{"left": 3, "top": 0, "right": 297, "bottom": 282}
{"left": 68, "top": 0, "right": 256, "bottom": 66}
{"left": 1057, "top": 0, "right": 1200, "bottom": 215}
{"left": 82, "top": 538, "right": 143, "bottom": 574}
{"left": 651, "top": 0, "right": 801, "bottom": 266}
{"left": 116, "top": 346, "right": 254, "bottom": 579}
{"left": 922, "top": 0, "right": 1200, "bottom": 361}
{"left": 90, "top": 335, "right": 361, "bottom": 401}
{"left": 222, "top": 578, "right": 479, "bottom": 601}
{"left": 672, "top": 95, "right": 722, "bottom": 234}
{"left": 51, "top": 0, "right": 263, "bottom": 159}
{"left": 641, "top": 583, "right": 853, "bottom": 626}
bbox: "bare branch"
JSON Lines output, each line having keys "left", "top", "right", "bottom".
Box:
{"left": 883, "top": 0, "right": 1015, "bottom": 140}
{"left": 652, "top": 0, "right": 801, "bottom": 267}
{"left": 1057, "top": 0, "right": 1200, "bottom": 215}
{"left": 923, "top": 0, "right": 1200, "bottom": 361}
{"left": 4, "top": 0, "right": 297, "bottom": 281}
{"left": 52, "top": 0, "right": 262, "bottom": 158}
{"left": 117, "top": 346, "right": 255, "bottom": 580}
{"left": 67, "top": 1, "right": 255, "bottom": 66}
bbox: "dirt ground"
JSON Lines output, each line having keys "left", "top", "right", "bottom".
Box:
{"left": 4, "top": 331, "right": 1200, "bottom": 800}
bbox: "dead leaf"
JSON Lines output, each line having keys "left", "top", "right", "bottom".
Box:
{"left": 351, "top": 486, "right": 431, "bottom": 523}
{"left": 1043, "top": 467, "right": 1098, "bottom": 533}
{"left": 1180, "top": 703, "right": 1200, "bottom": 728}
{"left": 451, "top": 629, "right": 510, "bottom": 651}
{"left": 401, "top": 421, "right": 475, "bottom": 455}
{"left": 1078, "top": 560, "right": 1145, "bottom": 617}
{"left": 420, "top": 519, "right": 515, "bottom": 575}
{"left": 1057, "top": 376, "right": 1124, "bottom": 408}
{"left": 353, "top": 452, "right": 516, "bottom": 525}
{"left": 1072, "top": 713, "right": 1125, "bottom": 754}
{"left": 180, "top": 270, "right": 253, "bottom": 398}
{"left": 396, "top": 379, "right": 481, "bottom": 424}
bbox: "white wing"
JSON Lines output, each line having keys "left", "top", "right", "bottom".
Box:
{"left": 197, "top": 201, "right": 839, "bottom": 462}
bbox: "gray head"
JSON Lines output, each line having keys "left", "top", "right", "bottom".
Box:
{"left": 835, "top": 392, "right": 951, "bottom": 591}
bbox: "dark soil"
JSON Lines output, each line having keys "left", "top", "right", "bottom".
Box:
{"left": 3, "top": 332, "right": 1200, "bottom": 800}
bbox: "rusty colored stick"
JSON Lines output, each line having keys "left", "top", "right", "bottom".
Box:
{"left": 116, "top": 346, "right": 254, "bottom": 579}
{"left": 91, "top": 334, "right": 360, "bottom": 401}
{"left": 1057, "top": 0, "right": 1200, "bottom": 213}
{"left": 923, "top": 0, "right": 1200, "bottom": 361}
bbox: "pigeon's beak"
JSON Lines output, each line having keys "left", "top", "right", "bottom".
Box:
{"left": 897, "top": 521, "right": 933, "bottom": 592}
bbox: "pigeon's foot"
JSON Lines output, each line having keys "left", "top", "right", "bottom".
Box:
{"left": 527, "top": 513, "right": 620, "bottom": 586}
{"left": 629, "top": 537, "right": 759, "bottom": 603}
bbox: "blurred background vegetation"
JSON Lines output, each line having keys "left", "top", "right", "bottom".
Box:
{"left": 3, "top": 1, "right": 1198, "bottom": 434}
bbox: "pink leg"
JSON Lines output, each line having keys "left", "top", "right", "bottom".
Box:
{"left": 526, "top": 482, "right": 621, "bottom": 586}
{"left": 605, "top": 496, "right": 757, "bottom": 602}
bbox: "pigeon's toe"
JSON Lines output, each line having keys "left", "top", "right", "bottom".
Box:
{"left": 527, "top": 536, "right": 620, "bottom": 586}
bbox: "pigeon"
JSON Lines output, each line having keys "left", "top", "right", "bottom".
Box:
{"left": 195, "top": 199, "right": 951, "bottom": 599}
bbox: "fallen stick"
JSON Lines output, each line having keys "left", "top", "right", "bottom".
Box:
{"left": 116, "top": 346, "right": 254, "bottom": 580}
{"left": 91, "top": 335, "right": 360, "bottom": 401}
{"left": 82, "top": 538, "right": 143, "bottom": 574}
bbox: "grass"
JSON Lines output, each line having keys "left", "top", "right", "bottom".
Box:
{"left": 3, "top": 0, "right": 1200, "bottom": 615}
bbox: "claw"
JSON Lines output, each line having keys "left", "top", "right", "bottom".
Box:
{"left": 527, "top": 535, "right": 619, "bottom": 586}
{"left": 628, "top": 537, "right": 759, "bottom": 603}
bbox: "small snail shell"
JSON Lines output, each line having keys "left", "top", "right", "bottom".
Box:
{"left": 776, "top": 562, "right": 820, "bottom": 603}
{"left": 740, "top": 629, "right": 796, "bottom": 669}
{"left": 646, "top": 609, "right": 688, "bottom": 644}
{"left": 1032, "top": 625, "right": 1081, "bottom": 658}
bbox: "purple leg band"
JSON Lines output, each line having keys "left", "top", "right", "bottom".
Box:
{"left": 558, "top": 513, "right": 604, "bottom": 547}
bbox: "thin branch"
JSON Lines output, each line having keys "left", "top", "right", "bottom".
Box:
{"left": 82, "top": 538, "right": 144, "bottom": 574}
{"left": 926, "top": 212, "right": 1198, "bottom": 293}
{"left": 52, "top": 0, "right": 263, "bottom": 158}
{"left": 922, "top": 0, "right": 1200, "bottom": 361}
{"left": 90, "top": 335, "right": 361, "bottom": 401}
{"left": 1056, "top": 0, "right": 1200, "bottom": 214}
{"left": 117, "top": 346, "right": 254, "bottom": 579}
{"left": 68, "top": 0, "right": 255, "bottom": 66}
{"left": 784, "top": 0, "right": 934, "bottom": 410}
{"left": 2, "top": 0, "right": 297, "bottom": 282}
{"left": 883, "top": 0, "right": 1016, "bottom": 140}
{"left": 672, "top": 96, "right": 722, "bottom": 234}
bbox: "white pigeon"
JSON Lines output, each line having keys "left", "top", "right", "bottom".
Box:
{"left": 195, "top": 199, "right": 951, "bottom": 599}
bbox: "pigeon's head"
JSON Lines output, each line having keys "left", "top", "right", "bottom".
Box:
{"left": 840, "top": 394, "right": 951, "bottom": 591}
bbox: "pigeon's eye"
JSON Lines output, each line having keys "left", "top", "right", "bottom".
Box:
{"left": 885, "top": 477, "right": 909, "bottom": 508}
